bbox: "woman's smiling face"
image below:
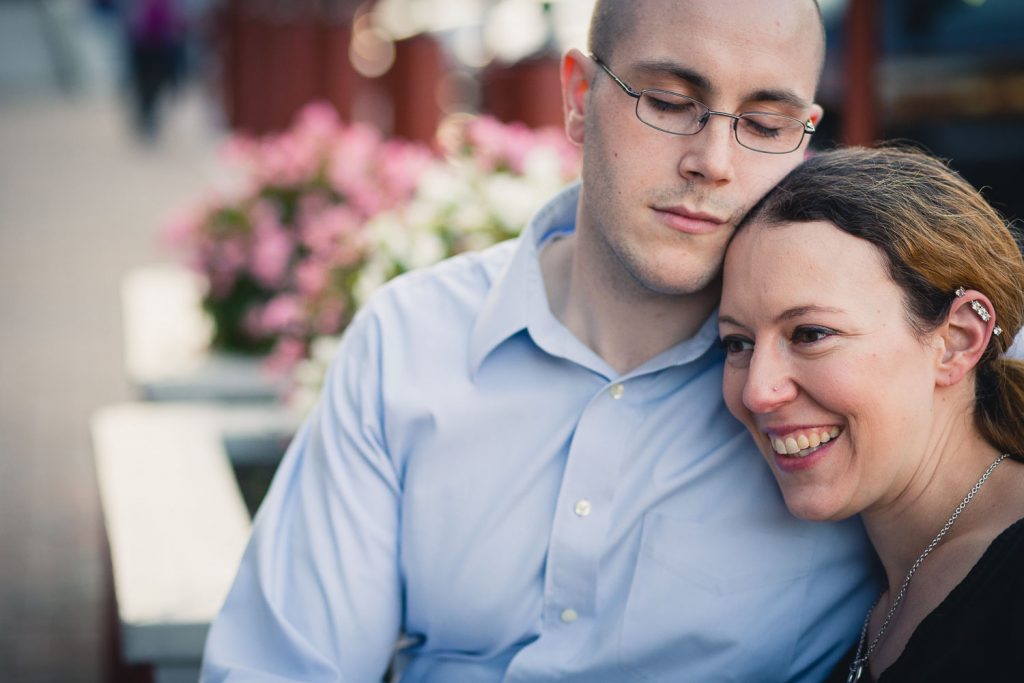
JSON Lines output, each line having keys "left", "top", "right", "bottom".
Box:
{"left": 719, "top": 219, "right": 943, "bottom": 521}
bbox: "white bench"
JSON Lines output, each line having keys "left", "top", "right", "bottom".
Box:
{"left": 92, "top": 402, "right": 299, "bottom": 682}
{"left": 121, "top": 264, "right": 287, "bottom": 402}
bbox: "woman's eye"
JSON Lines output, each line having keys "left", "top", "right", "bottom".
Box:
{"left": 791, "top": 326, "right": 835, "bottom": 345}
{"left": 720, "top": 335, "right": 754, "bottom": 355}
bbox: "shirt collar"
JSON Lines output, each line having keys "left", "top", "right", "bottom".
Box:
{"left": 468, "top": 182, "right": 723, "bottom": 377}
{"left": 468, "top": 183, "right": 579, "bottom": 375}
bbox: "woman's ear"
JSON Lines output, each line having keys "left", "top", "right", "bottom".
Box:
{"left": 561, "top": 48, "right": 593, "bottom": 146}
{"left": 935, "top": 289, "right": 1000, "bottom": 387}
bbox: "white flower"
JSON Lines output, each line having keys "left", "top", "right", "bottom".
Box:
{"left": 288, "top": 336, "right": 341, "bottom": 416}
{"left": 482, "top": 173, "right": 542, "bottom": 231}
{"left": 354, "top": 251, "right": 392, "bottom": 306}
{"left": 522, "top": 146, "right": 563, "bottom": 190}
{"left": 406, "top": 229, "right": 447, "bottom": 269}
{"left": 293, "top": 356, "right": 327, "bottom": 390}
{"left": 309, "top": 335, "right": 342, "bottom": 365}
{"left": 287, "top": 383, "right": 321, "bottom": 417}
{"left": 461, "top": 232, "right": 497, "bottom": 253}
{"left": 419, "top": 164, "right": 469, "bottom": 206}
{"left": 451, "top": 197, "right": 491, "bottom": 234}
{"left": 406, "top": 200, "right": 443, "bottom": 233}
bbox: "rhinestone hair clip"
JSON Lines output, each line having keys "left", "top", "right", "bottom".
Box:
{"left": 955, "top": 287, "right": 1003, "bottom": 336}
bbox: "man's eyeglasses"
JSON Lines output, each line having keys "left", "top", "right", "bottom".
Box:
{"left": 590, "top": 54, "right": 815, "bottom": 155}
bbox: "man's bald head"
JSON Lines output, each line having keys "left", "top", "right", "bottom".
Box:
{"left": 587, "top": 0, "right": 827, "bottom": 90}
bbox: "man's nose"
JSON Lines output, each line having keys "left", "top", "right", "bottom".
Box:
{"left": 676, "top": 114, "right": 737, "bottom": 185}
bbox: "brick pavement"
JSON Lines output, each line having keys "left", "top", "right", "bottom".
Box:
{"left": 0, "top": 5, "right": 223, "bottom": 677}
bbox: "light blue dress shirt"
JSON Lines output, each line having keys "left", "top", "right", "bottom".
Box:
{"left": 202, "top": 183, "right": 879, "bottom": 683}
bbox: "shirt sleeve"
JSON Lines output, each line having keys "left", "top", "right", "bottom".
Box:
{"left": 201, "top": 307, "right": 402, "bottom": 682}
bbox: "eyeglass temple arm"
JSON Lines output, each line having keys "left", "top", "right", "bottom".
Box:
{"left": 589, "top": 53, "right": 642, "bottom": 98}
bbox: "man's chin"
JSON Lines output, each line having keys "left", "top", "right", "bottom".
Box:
{"left": 628, "top": 266, "right": 724, "bottom": 299}
{"left": 623, "top": 250, "right": 726, "bottom": 298}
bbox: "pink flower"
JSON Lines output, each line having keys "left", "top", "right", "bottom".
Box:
{"left": 357, "top": 181, "right": 390, "bottom": 216}
{"left": 378, "top": 141, "right": 435, "bottom": 204}
{"left": 241, "top": 305, "right": 266, "bottom": 339}
{"left": 248, "top": 202, "right": 294, "bottom": 288}
{"left": 296, "top": 191, "right": 332, "bottom": 225}
{"left": 292, "top": 101, "right": 341, "bottom": 148}
{"left": 326, "top": 231, "right": 366, "bottom": 270}
{"left": 255, "top": 134, "right": 324, "bottom": 187}
{"left": 326, "top": 123, "right": 383, "bottom": 198}
{"left": 301, "top": 204, "right": 362, "bottom": 255}
{"left": 264, "top": 336, "right": 308, "bottom": 375}
{"left": 295, "top": 259, "right": 330, "bottom": 298}
{"left": 160, "top": 202, "right": 208, "bottom": 249}
{"left": 456, "top": 115, "right": 581, "bottom": 179}
{"left": 464, "top": 116, "right": 532, "bottom": 172}
{"left": 207, "top": 238, "right": 247, "bottom": 298}
{"left": 313, "top": 299, "right": 346, "bottom": 335}
{"left": 259, "top": 295, "right": 303, "bottom": 334}
{"left": 220, "top": 134, "right": 259, "bottom": 170}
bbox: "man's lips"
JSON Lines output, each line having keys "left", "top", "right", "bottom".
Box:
{"left": 653, "top": 206, "right": 727, "bottom": 234}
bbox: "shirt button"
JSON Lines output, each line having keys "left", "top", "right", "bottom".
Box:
{"left": 560, "top": 608, "right": 579, "bottom": 623}
{"left": 574, "top": 499, "right": 592, "bottom": 517}
{"left": 609, "top": 383, "right": 625, "bottom": 399}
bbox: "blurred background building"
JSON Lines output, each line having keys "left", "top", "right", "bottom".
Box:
{"left": 817, "top": 0, "right": 1024, "bottom": 226}
{"left": 208, "top": 0, "right": 1024, "bottom": 222}
{"left": 0, "top": 0, "right": 1022, "bottom": 681}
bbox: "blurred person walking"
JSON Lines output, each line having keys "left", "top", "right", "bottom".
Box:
{"left": 124, "top": 0, "right": 185, "bottom": 139}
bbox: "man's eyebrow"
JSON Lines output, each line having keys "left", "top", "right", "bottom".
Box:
{"left": 629, "top": 60, "right": 812, "bottom": 110}
{"left": 747, "top": 88, "right": 812, "bottom": 110}
{"left": 631, "top": 60, "right": 712, "bottom": 93}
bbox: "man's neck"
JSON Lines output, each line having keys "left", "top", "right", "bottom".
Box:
{"left": 539, "top": 232, "right": 720, "bottom": 375}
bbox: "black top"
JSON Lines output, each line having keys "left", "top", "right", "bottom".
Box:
{"left": 826, "top": 516, "right": 1024, "bottom": 682}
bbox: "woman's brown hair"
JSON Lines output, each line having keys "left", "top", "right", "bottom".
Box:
{"left": 737, "top": 146, "right": 1024, "bottom": 456}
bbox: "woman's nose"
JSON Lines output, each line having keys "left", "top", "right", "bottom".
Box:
{"left": 741, "top": 347, "right": 797, "bottom": 414}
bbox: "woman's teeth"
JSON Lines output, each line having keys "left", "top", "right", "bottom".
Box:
{"left": 771, "top": 427, "right": 841, "bottom": 457}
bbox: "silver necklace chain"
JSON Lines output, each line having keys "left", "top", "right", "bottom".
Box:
{"left": 847, "top": 453, "right": 1010, "bottom": 683}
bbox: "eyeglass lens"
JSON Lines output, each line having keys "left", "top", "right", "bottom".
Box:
{"left": 637, "top": 90, "right": 807, "bottom": 154}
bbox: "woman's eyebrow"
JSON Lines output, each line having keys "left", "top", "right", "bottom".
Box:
{"left": 777, "top": 305, "right": 845, "bottom": 322}
{"left": 717, "top": 314, "right": 747, "bottom": 330}
{"left": 718, "top": 306, "right": 845, "bottom": 330}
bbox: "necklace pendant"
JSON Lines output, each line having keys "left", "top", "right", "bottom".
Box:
{"left": 847, "top": 663, "right": 863, "bottom": 683}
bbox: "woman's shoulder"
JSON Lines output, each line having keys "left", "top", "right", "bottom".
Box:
{"left": 825, "top": 517, "right": 1024, "bottom": 683}
{"left": 874, "top": 515, "right": 1024, "bottom": 681}
{"left": 962, "top": 514, "right": 1024, "bottom": 593}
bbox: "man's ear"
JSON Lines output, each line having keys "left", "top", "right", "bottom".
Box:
{"left": 935, "top": 289, "right": 999, "bottom": 387}
{"left": 561, "top": 48, "right": 593, "bottom": 146}
{"left": 808, "top": 103, "right": 824, "bottom": 129}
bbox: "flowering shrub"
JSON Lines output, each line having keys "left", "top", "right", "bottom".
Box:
{"left": 288, "top": 114, "right": 581, "bottom": 412}
{"left": 162, "top": 102, "right": 434, "bottom": 369}
{"left": 352, "top": 114, "right": 582, "bottom": 306}
{"left": 164, "top": 105, "right": 580, "bottom": 405}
